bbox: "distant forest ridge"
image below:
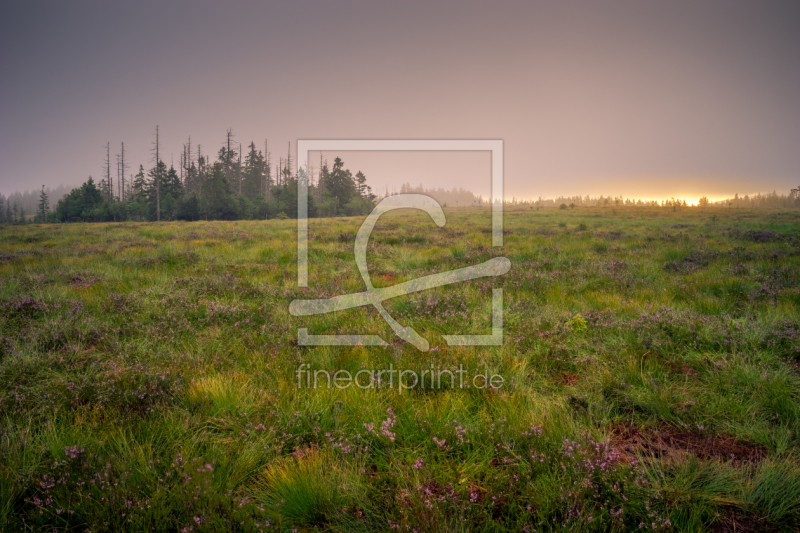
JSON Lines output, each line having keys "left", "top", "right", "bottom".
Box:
{"left": 2, "top": 184, "right": 800, "bottom": 224}
{"left": 0, "top": 123, "right": 798, "bottom": 223}
{"left": 5, "top": 180, "right": 800, "bottom": 213}
{"left": 385, "top": 187, "right": 800, "bottom": 209}
{"left": 519, "top": 190, "right": 800, "bottom": 209}
{"left": 1, "top": 184, "right": 74, "bottom": 216}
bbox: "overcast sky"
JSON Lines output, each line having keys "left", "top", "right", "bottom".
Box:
{"left": 1, "top": 0, "right": 798, "bottom": 202}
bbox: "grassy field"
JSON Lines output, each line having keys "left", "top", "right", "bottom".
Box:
{"left": 1, "top": 206, "right": 799, "bottom": 532}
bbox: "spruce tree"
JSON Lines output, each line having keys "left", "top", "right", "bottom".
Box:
{"left": 132, "top": 165, "right": 147, "bottom": 197}
{"left": 184, "top": 162, "right": 200, "bottom": 195}
{"left": 160, "top": 166, "right": 184, "bottom": 219}
{"left": 201, "top": 163, "right": 239, "bottom": 220}
{"left": 325, "top": 157, "right": 357, "bottom": 214}
{"left": 355, "top": 171, "right": 367, "bottom": 197}
{"left": 243, "top": 142, "right": 265, "bottom": 198}
{"left": 37, "top": 185, "right": 49, "bottom": 223}
{"left": 162, "top": 165, "right": 184, "bottom": 199}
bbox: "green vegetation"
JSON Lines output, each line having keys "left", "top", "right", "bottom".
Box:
{"left": 1, "top": 206, "right": 799, "bottom": 532}
{"left": 0, "top": 130, "right": 379, "bottom": 224}
{"left": 46, "top": 152, "right": 376, "bottom": 223}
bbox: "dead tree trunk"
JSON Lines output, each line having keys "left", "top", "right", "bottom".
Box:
{"left": 152, "top": 126, "right": 161, "bottom": 221}
{"left": 104, "top": 142, "right": 113, "bottom": 201}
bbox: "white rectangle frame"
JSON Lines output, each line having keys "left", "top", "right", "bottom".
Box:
{"left": 296, "top": 139, "right": 503, "bottom": 287}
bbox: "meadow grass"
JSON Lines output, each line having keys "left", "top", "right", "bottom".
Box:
{"left": 0, "top": 206, "right": 799, "bottom": 532}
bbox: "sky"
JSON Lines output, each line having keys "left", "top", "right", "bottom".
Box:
{"left": 1, "top": 0, "right": 799, "bottom": 203}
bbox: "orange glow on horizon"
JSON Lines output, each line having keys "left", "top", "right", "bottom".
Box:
{"left": 513, "top": 193, "right": 751, "bottom": 206}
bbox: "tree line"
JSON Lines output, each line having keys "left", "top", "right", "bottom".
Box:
{"left": 518, "top": 191, "right": 800, "bottom": 209}
{"left": 0, "top": 128, "right": 377, "bottom": 224}
{"left": 3, "top": 185, "right": 800, "bottom": 224}
{"left": 395, "top": 183, "right": 484, "bottom": 207}
{"left": 710, "top": 190, "right": 800, "bottom": 209}
{"left": 2, "top": 136, "right": 799, "bottom": 224}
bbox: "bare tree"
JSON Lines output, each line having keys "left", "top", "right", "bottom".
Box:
{"left": 262, "top": 139, "right": 267, "bottom": 196}
{"left": 318, "top": 152, "right": 325, "bottom": 202}
{"left": 116, "top": 152, "right": 121, "bottom": 201}
{"left": 103, "top": 142, "right": 113, "bottom": 201}
{"left": 264, "top": 139, "right": 271, "bottom": 199}
{"left": 152, "top": 126, "right": 161, "bottom": 221}
{"left": 197, "top": 144, "right": 203, "bottom": 196}
{"left": 118, "top": 142, "right": 128, "bottom": 201}
{"left": 286, "top": 141, "right": 292, "bottom": 180}
{"left": 183, "top": 136, "right": 192, "bottom": 187}
{"left": 224, "top": 128, "right": 235, "bottom": 183}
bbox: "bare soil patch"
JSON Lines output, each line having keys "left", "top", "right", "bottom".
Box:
{"left": 710, "top": 509, "right": 780, "bottom": 533}
{"left": 558, "top": 372, "right": 579, "bottom": 386}
{"left": 611, "top": 422, "right": 766, "bottom": 466}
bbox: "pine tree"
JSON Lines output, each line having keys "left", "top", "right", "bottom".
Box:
{"left": 185, "top": 161, "right": 200, "bottom": 195}
{"left": 132, "top": 165, "right": 147, "bottom": 197}
{"left": 36, "top": 185, "right": 49, "bottom": 223}
{"left": 79, "top": 177, "right": 104, "bottom": 216}
{"left": 54, "top": 176, "right": 105, "bottom": 222}
{"left": 201, "top": 163, "right": 239, "bottom": 220}
{"left": 164, "top": 166, "right": 183, "bottom": 197}
{"left": 355, "top": 171, "right": 367, "bottom": 197}
{"left": 243, "top": 142, "right": 265, "bottom": 198}
{"left": 316, "top": 159, "right": 330, "bottom": 203}
{"left": 325, "top": 157, "right": 357, "bottom": 213}
{"left": 160, "top": 166, "right": 184, "bottom": 219}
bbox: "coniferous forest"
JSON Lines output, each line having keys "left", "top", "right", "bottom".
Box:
{"left": 2, "top": 126, "right": 799, "bottom": 225}
{"left": 18, "top": 129, "right": 378, "bottom": 223}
